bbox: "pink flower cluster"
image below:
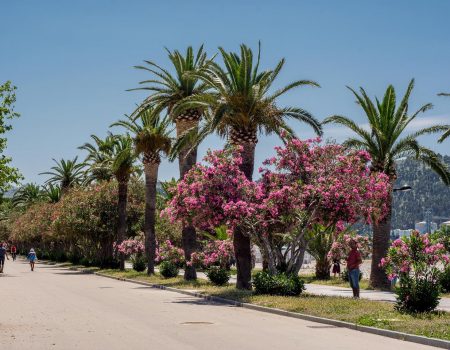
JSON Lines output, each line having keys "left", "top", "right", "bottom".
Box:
{"left": 155, "top": 240, "right": 185, "bottom": 266}
{"left": 328, "top": 234, "right": 371, "bottom": 261}
{"left": 163, "top": 139, "right": 390, "bottom": 271}
{"left": 380, "top": 230, "right": 449, "bottom": 281}
{"left": 189, "top": 240, "right": 234, "bottom": 269}
{"left": 114, "top": 239, "right": 144, "bottom": 256}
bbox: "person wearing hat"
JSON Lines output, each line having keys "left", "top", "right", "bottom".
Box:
{"left": 27, "top": 248, "right": 37, "bottom": 271}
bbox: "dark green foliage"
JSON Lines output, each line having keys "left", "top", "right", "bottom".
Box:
{"left": 0, "top": 81, "right": 22, "bottom": 192}
{"left": 159, "top": 261, "right": 179, "bottom": 278}
{"left": 395, "top": 276, "right": 441, "bottom": 313}
{"left": 440, "top": 267, "right": 450, "bottom": 293}
{"left": 206, "top": 266, "right": 230, "bottom": 286}
{"left": 392, "top": 156, "right": 450, "bottom": 229}
{"left": 341, "top": 268, "right": 363, "bottom": 282}
{"left": 132, "top": 254, "right": 147, "bottom": 272}
{"left": 253, "top": 271, "right": 305, "bottom": 296}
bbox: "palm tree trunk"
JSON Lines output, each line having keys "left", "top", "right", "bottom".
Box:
{"left": 234, "top": 141, "right": 256, "bottom": 290}
{"left": 176, "top": 118, "right": 199, "bottom": 280}
{"left": 315, "top": 257, "right": 331, "bottom": 280}
{"left": 143, "top": 160, "right": 159, "bottom": 275}
{"left": 370, "top": 192, "right": 392, "bottom": 289}
{"left": 117, "top": 178, "right": 128, "bottom": 270}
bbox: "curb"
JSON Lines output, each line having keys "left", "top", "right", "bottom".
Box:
{"left": 93, "top": 271, "right": 450, "bottom": 350}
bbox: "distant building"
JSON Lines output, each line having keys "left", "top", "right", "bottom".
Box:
{"left": 415, "top": 221, "right": 437, "bottom": 234}
{"left": 391, "top": 229, "right": 413, "bottom": 239}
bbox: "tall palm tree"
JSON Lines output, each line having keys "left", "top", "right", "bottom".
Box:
{"left": 173, "top": 43, "right": 322, "bottom": 289}
{"left": 79, "top": 134, "right": 116, "bottom": 183}
{"left": 437, "top": 93, "right": 450, "bottom": 142}
{"left": 324, "top": 79, "right": 450, "bottom": 289}
{"left": 131, "top": 45, "right": 213, "bottom": 280}
{"left": 107, "top": 134, "right": 137, "bottom": 270}
{"left": 40, "top": 157, "right": 85, "bottom": 192}
{"left": 12, "top": 183, "right": 42, "bottom": 207}
{"left": 112, "top": 107, "right": 172, "bottom": 275}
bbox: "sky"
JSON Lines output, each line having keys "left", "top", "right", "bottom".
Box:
{"left": 1, "top": 0, "right": 450, "bottom": 185}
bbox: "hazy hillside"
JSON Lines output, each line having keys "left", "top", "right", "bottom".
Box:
{"left": 392, "top": 155, "right": 450, "bottom": 229}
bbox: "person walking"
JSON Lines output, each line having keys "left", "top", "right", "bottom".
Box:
{"left": 27, "top": 248, "right": 37, "bottom": 271}
{"left": 10, "top": 244, "right": 17, "bottom": 261}
{"left": 346, "top": 239, "right": 362, "bottom": 298}
{"left": 0, "top": 242, "right": 10, "bottom": 273}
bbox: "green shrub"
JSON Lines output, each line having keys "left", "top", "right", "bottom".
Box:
{"left": 341, "top": 268, "right": 363, "bottom": 282}
{"left": 132, "top": 254, "right": 147, "bottom": 272}
{"left": 159, "top": 261, "right": 179, "bottom": 278}
{"left": 68, "top": 253, "right": 81, "bottom": 265}
{"left": 396, "top": 276, "right": 441, "bottom": 313}
{"left": 80, "top": 257, "right": 91, "bottom": 267}
{"left": 206, "top": 266, "right": 230, "bottom": 286}
{"left": 439, "top": 266, "right": 450, "bottom": 293}
{"left": 253, "top": 271, "right": 305, "bottom": 296}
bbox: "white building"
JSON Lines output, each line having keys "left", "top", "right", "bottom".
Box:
{"left": 415, "top": 221, "right": 437, "bottom": 234}
{"left": 391, "top": 229, "right": 413, "bottom": 238}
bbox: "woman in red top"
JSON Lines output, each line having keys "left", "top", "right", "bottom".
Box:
{"left": 346, "top": 239, "right": 362, "bottom": 298}
{"left": 10, "top": 244, "right": 17, "bottom": 261}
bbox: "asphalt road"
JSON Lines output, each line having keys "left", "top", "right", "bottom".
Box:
{"left": 0, "top": 259, "right": 438, "bottom": 350}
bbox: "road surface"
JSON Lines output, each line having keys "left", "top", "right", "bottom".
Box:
{"left": 0, "top": 259, "right": 438, "bottom": 350}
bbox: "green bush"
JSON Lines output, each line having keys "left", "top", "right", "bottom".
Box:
{"left": 253, "top": 271, "right": 305, "bottom": 296}
{"left": 206, "top": 266, "right": 230, "bottom": 286}
{"left": 396, "top": 276, "right": 441, "bottom": 313}
{"left": 132, "top": 254, "right": 147, "bottom": 272}
{"left": 440, "top": 267, "right": 450, "bottom": 293}
{"left": 68, "top": 253, "right": 81, "bottom": 265}
{"left": 80, "top": 257, "right": 91, "bottom": 267}
{"left": 341, "top": 268, "right": 363, "bottom": 282}
{"left": 159, "top": 261, "right": 179, "bottom": 278}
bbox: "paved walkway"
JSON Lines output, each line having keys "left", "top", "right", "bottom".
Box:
{"left": 0, "top": 259, "right": 438, "bottom": 350}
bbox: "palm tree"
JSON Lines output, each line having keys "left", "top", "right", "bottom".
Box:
{"left": 40, "top": 157, "right": 85, "bottom": 191}
{"left": 437, "top": 93, "right": 450, "bottom": 142}
{"left": 112, "top": 107, "right": 172, "bottom": 274}
{"left": 131, "top": 45, "right": 213, "bottom": 280}
{"left": 173, "top": 43, "right": 322, "bottom": 289}
{"left": 12, "top": 183, "right": 42, "bottom": 207}
{"left": 107, "top": 134, "right": 137, "bottom": 270}
{"left": 324, "top": 79, "right": 450, "bottom": 289}
{"left": 79, "top": 134, "right": 116, "bottom": 183}
{"left": 42, "top": 184, "right": 61, "bottom": 203}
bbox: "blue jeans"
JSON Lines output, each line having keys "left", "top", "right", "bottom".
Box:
{"left": 349, "top": 268, "right": 360, "bottom": 289}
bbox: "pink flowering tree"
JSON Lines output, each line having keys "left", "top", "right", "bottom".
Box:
{"left": 189, "top": 240, "right": 235, "bottom": 270}
{"left": 114, "top": 239, "right": 145, "bottom": 257}
{"left": 155, "top": 240, "right": 185, "bottom": 267}
{"left": 380, "top": 230, "right": 449, "bottom": 312}
{"left": 164, "top": 140, "right": 390, "bottom": 277}
{"left": 248, "top": 139, "right": 389, "bottom": 275}
{"left": 380, "top": 231, "right": 449, "bottom": 282}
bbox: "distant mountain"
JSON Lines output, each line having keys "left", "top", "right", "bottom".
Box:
{"left": 392, "top": 155, "right": 450, "bottom": 229}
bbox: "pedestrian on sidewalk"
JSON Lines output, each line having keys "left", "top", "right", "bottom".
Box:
{"left": 346, "top": 239, "right": 362, "bottom": 298}
{"left": 332, "top": 259, "right": 340, "bottom": 277}
{"left": 10, "top": 244, "right": 17, "bottom": 261}
{"left": 27, "top": 248, "right": 37, "bottom": 271}
{"left": 0, "top": 242, "right": 10, "bottom": 273}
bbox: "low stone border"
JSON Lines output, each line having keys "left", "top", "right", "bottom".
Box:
{"left": 93, "top": 271, "right": 450, "bottom": 350}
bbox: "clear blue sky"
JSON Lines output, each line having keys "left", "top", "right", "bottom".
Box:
{"left": 1, "top": 0, "right": 450, "bottom": 185}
